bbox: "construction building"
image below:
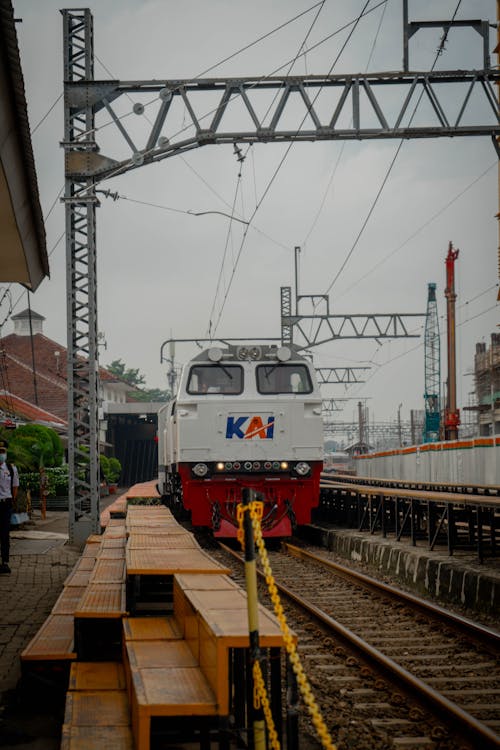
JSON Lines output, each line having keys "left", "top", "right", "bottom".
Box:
{"left": 474, "top": 333, "right": 500, "bottom": 436}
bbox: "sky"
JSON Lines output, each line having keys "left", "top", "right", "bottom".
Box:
{"left": 4, "top": 0, "right": 499, "bottom": 440}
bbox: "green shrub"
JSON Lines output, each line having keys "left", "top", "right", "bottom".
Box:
{"left": 18, "top": 467, "right": 69, "bottom": 497}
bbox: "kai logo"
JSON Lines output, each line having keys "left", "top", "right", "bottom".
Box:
{"left": 226, "top": 415, "right": 275, "bottom": 440}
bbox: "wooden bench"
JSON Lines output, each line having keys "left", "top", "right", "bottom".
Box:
{"left": 74, "top": 583, "right": 127, "bottom": 660}
{"left": 62, "top": 663, "right": 131, "bottom": 750}
{"left": 125, "top": 546, "right": 230, "bottom": 616}
{"left": 174, "top": 574, "right": 290, "bottom": 715}
{"left": 20, "top": 614, "right": 77, "bottom": 701}
{"left": 121, "top": 571, "right": 293, "bottom": 750}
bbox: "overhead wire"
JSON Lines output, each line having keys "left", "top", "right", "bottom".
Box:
{"left": 337, "top": 161, "right": 497, "bottom": 300}
{"left": 211, "top": 0, "right": 381, "bottom": 336}
{"left": 207, "top": 166, "right": 245, "bottom": 337}
{"left": 302, "top": 0, "right": 388, "bottom": 249}
{"left": 322, "top": 0, "right": 464, "bottom": 297}
{"left": 206, "top": 0, "right": 327, "bottom": 332}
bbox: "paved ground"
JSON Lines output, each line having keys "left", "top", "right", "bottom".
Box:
{"left": 0, "top": 496, "right": 497, "bottom": 748}
{"left": 0, "top": 497, "right": 119, "bottom": 749}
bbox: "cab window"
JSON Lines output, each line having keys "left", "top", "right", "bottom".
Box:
{"left": 187, "top": 364, "right": 243, "bottom": 395}
{"left": 256, "top": 364, "right": 312, "bottom": 394}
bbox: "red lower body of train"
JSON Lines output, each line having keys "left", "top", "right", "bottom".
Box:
{"left": 175, "top": 462, "right": 322, "bottom": 537}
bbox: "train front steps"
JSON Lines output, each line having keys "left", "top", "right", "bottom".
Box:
{"left": 20, "top": 495, "right": 293, "bottom": 750}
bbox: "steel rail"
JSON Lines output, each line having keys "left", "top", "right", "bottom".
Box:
{"left": 284, "top": 543, "right": 500, "bottom": 646}
{"left": 218, "top": 542, "right": 500, "bottom": 749}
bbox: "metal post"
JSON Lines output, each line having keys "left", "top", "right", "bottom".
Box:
{"left": 286, "top": 655, "right": 299, "bottom": 750}
{"left": 444, "top": 243, "right": 460, "bottom": 441}
{"left": 241, "top": 487, "right": 266, "bottom": 750}
{"left": 402, "top": 0, "right": 409, "bottom": 72}
{"left": 62, "top": 9, "right": 101, "bottom": 545}
{"left": 294, "top": 246, "right": 301, "bottom": 316}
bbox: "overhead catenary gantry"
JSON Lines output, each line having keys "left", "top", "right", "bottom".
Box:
{"left": 62, "top": 6, "right": 500, "bottom": 544}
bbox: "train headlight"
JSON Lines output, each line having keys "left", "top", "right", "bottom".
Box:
{"left": 280, "top": 461, "right": 289, "bottom": 470}
{"left": 294, "top": 461, "right": 311, "bottom": 476}
{"left": 216, "top": 462, "right": 225, "bottom": 471}
{"left": 193, "top": 463, "right": 209, "bottom": 477}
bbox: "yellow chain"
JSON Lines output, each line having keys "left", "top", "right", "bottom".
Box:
{"left": 236, "top": 501, "right": 337, "bottom": 750}
{"left": 253, "top": 660, "right": 281, "bottom": 750}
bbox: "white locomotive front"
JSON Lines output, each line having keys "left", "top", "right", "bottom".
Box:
{"left": 158, "top": 344, "right": 324, "bottom": 537}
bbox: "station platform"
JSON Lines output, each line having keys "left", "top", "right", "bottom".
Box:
{"left": 0, "top": 503, "right": 498, "bottom": 748}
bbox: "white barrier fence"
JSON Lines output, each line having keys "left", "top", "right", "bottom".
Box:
{"left": 354, "top": 437, "right": 500, "bottom": 486}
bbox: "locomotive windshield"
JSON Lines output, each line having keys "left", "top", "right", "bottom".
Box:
{"left": 256, "top": 364, "right": 312, "bottom": 394}
{"left": 187, "top": 364, "right": 243, "bottom": 395}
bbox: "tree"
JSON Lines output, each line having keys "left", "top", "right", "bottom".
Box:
{"left": 0, "top": 424, "right": 64, "bottom": 471}
{"left": 107, "top": 358, "right": 146, "bottom": 387}
{"left": 128, "top": 388, "right": 171, "bottom": 403}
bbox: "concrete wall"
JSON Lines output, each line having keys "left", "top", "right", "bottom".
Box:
{"left": 354, "top": 437, "right": 500, "bottom": 485}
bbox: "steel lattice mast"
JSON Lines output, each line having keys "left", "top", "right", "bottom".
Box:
{"left": 62, "top": 9, "right": 100, "bottom": 545}
{"left": 423, "top": 283, "right": 441, "bottom": 443}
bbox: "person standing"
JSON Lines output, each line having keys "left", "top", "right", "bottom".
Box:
{"left": 0, "top": 440, "right": 19, "bottom": 574}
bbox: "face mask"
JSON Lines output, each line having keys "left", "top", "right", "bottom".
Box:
{"left": 0, "top": 454, "right": 6, "bottom": 463}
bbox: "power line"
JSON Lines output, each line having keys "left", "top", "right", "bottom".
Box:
{"left": 336, "top": 161, "right": 497, "bottom": 300}
{"left": 302, "top": 0, "right": 388, "bottom": 248}
{"left": 207, "top": 0, "right": 327, "bottom": 333}
{"left": 212, "top": 0, "right": 379, "bottom": 335}
{"left": 31, "top": 92, "right": 63, "bottom": 135}
{"left": 322, "top": 0, "right": 465, "bottom": 297}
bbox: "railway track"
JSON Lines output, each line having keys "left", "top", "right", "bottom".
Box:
{"left": 214, "top": 541, "right": 500, "bottom": 750}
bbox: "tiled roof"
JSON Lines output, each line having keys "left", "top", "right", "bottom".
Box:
{"left": 0, "top": 391, "right": 66, "bottom": 426}
{"left": 0, "top": 333, "right": 135, "bottom": 421}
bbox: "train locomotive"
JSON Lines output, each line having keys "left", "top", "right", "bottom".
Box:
{"left": 158, "top": 344, "right": 324, "bottom": 537}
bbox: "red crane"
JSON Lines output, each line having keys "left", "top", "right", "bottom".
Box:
{"left": 444, "top": 242, "right": 460, "bottom": 441}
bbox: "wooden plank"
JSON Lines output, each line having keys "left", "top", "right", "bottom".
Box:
{"left": 90, "top": 559, "right": 126, "bottom": 584}
{"left": 103, "top": 520, "right": 127, "bottom": 533}
{"left": 130, "top": 666, "right": 217, "bottom": 716}
{"left": 95, "top": 546, "right": 126, "bottom": 561}
{"left": 51, "top": 587, "right": 86, "bottom": 615}
{"left": 124, "top": 524, "right": 185, "bottom": 535}
{"left": 64, "top": 690, "right": 130, "bottom": 726}
{"left": 126, "top": 534, "right": 199, "bottom": 549}
{"left": 126, "top": 640, "right": 198, "bottom": 669}
{"left": 100, "top": 537, "right": 127, "bottom": 549}
{"left": 175, "top": 574, "right": 238, "bottom": 591}
{"left": 185, "top": 589, "right": 248, "bottom": 612}
{"left": 122, "top": 617, "right": 182, "bottom": 642}
{"left": 61, "top": 725, "right": 132, "bottom": 750}
{"left": 71, "top": 557, "right": 96, "bottom": 572}
{"left": 81, "top": 544, "right": 100, "bottom": 559}
{"left": 86, "top": 534, "right": 102, "bottom": 545}
{"left": 198, "top": 617, "right": 219, "bottom": 704}
{"left": 69, "top": 662, "right": 126, "bottom": 691}
{"left": 200, "top": 606, "right": 288, "bottom": 646}
{"left": 64, "top": 570, "right": 92, "bottom": 588}
{"left": 21, "top": 615, "right": 76, "bottom": 661}
{"left": 74, "top": 583, "right": 126, "bottom": 618}
{"left": 126, "top": 548, "right": 230, "bottom": 576}
{"left": 126, "top": 481, "right": 161, "bottom": 499}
